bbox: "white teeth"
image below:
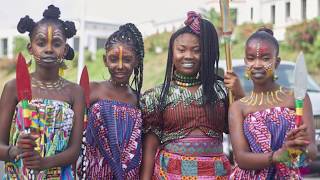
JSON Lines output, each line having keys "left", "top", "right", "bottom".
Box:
{"left": 182, "top": 63, "right": 194, "bottom": 68}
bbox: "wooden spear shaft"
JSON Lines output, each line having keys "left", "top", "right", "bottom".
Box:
{"left": 220, "top": 0, "right": 234, "bottom": 104}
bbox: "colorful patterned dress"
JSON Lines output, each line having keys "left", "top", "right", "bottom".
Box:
{"left": 77, "top": 99, "right": 142, "bottom": 179}
{"left": 4, "top": 99, "right": 74, "bottom": 180}
{"left": 141, "top": 81, "right": 231, "bottom": 180}
{"left": 230, "top": 107, "right": 303, "bottom": 180}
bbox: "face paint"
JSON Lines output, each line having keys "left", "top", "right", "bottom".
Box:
{"left": 118, "top": 46, "right": 123, "bottom": 69}
{"left": 256, "top": 42, "right": 261, "bottom": 58}
{"left": 264, "top": 62, "right": 274, "bottom": 77}
{"left": 47, "top": 25, "right": 53, "bottom": 51}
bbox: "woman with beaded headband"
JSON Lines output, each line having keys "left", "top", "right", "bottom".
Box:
{"left": 0, "top": 5, "right": 85, "bottom": 179}
{"left": 77, "top": 23, "right": 144, "bottom": 179}
{"left": 229, "top": 28, "right": 317, "bottom": 179}
{"left": 140, "top": 11, "right": 244, "bottom": 179}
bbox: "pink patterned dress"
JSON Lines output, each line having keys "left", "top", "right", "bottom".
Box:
{"left": 230, "top": 107, "right": 302, "bottom": 180}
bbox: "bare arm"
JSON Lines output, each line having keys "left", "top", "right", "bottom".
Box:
{"left": 0, "top": 80, "right": 19, "bottom": 161}
{"left": 41, "top": 85, "right": 85, "bottom": 169}
{"left": 229, "top": 102, "right": 274, "bottom": 170}
{"left": 140, "top": 132, "right": 160, "bottom": 180}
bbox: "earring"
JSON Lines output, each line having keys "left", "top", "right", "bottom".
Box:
{"left": 58, "top": 59, "right": 66, "bottom": 77}
{"left": 244, "top": 68, "right": 251, "bottom": 80}
{"left": 273, "top": 73, "right": 278, "bottom": 81}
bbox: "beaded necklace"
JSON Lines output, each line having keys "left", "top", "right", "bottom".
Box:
{"left": 173, "top": 72, "right": 201, "bottom": 87}
{"left": 108, "top": 79, "right": 128, "bottom": 87}
{"left": 31, "top": 76, "right": 66, "bottom": 90}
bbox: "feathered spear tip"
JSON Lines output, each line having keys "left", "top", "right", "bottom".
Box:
{"left": 80, "top": 66, "right": 90, "bottom": 108}
{"left": 16, "top": 52, "right": 32, "bottom": 129}
{"left": 80, "top": 66, "right": 90, "bottom": 129}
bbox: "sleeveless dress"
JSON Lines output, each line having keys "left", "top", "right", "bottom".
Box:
{"left": 230, "top": 107, "right": 303, "bottom": 180}
{"left": 77, "top": 99, "right": 142, "bottom": 179}
{"left": 4, "top": 99, "right": 74, "bottom": 180}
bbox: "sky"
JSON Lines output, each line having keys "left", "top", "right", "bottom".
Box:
{"left": 0, "top": 0, "right": 210, "bottom": 29}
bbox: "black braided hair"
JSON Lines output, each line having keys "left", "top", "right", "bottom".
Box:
{"left": 105, "top": 23, "right": 144, "bottom": 101}
{"left": 159, "top": 19, "right": 227, "bottom": 110}
{"left": 246, "top": 27, "right": 279, "bottom": 56}
{"left": 17, "top": 4, "right": 77, "bottom": 60}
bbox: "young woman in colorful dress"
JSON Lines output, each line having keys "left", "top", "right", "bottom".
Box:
{"left": 140, "top": 11, "right": 244, "bottom": 180}
{"left": 77, "top": 23, "right": 144, "bottom": 179}
{"left": 0, "top": 5, "right": 84, "bottom": 179}
{"left": 229, "top": 28, "right": 317, "bottom": 179}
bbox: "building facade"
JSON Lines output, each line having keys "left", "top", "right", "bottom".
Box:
{"left": 210, "top": 0, "right": 320, "bottom": 40}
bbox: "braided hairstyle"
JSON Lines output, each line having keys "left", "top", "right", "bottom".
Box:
{"left": 17, "top": 5, "right": 77, "bottom": 60}
{"left": 159, "top": 14, "right": 227, "bottom": 112}
{"left": 246, "top": 27, "right": 279, "bottom": 56}
{"left": 105, "top": 23, "right": 144, "bottom": 100}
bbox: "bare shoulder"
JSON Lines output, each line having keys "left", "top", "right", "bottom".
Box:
{"left": 89, "top": 81, "right": 102, "bottom": 92}
{"left": 1, "top": 79, "right": 18, "bottom": 102}
{"left": 3, "top": 79, "right": 17, "bottom": 91}
{"left": 62, "top": 80, "right": 84, "bottom": 98}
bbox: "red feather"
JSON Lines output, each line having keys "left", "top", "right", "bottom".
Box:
{"left": 16, "top": 53, "right": 32, "bottom": 101}
{"left": 80, "top": 66, "right": 90, "bottom": 108}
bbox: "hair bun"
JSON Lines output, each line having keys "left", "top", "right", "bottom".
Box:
{"left": 257, "top": 27, "right": 274, "bottom": 36}
{"left": 17, "top": 15, "right": 35, "bottom": 33}
{"left": 43, "top": 5, "right": 60, "bottom": 19}
{"left": 64, "top": 21, "right": 77, "bottom": 38}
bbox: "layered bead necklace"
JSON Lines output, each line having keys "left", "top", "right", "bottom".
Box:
{"left": 31, "top": 76, "right": 66, "bottom": 90}
{"left": 173, "top": 72, "right": 201, "bottom": 87}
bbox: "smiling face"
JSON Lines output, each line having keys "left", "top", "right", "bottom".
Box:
{"left": 172, "top": 33, "right": 200, "bottom": 76}
{"left": 245, "top": 39, "right": 280, "bottom": 84}
{"left": 28, "top": 22, "right": 67, "bottom": 68}
{"left": 104, "top": 43, "right": 138, "bottom": 84}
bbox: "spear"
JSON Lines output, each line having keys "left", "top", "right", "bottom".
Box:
{"left": 79, "top": 65, "right": 90, "bottom": 129}
{"left": 219, "top": 0, "right": 234, "bottom": 104}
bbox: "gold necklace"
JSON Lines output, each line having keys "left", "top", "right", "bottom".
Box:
{"left": 31, "top": 76, "right": 66, "bottom": 90}
{"left": 240, "top": 86, "right": 287, "bottom": 106}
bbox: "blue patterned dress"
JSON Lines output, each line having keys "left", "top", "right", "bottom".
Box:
{"left": 77, "top": 99, "right": 142, "bottom": 179}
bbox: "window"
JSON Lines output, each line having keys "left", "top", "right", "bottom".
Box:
{"left": 286, "top": 2, "right": 291, "bottom": 19}
{"left": 301, "top": 0, "right": 307, "bottom": 20}
{"left": 318, "top": 0, "right": 320, "bottom": 16}
{"left": 231, "top": 8, "right": 238, "bottom": 25}
{"left": 96, "top": 38, "right": 107, "bottom": 50}
{"left": 1, "top": 38, "right": 8, "bottom": 56}
{"left": 74, "top": 37, "right": 80, "bottom": 52}
{"left": 271, "top": 5, "right": 275, "bottom": 24}
{"left": 250, "top": 7, "right": 253, "bottom": 20}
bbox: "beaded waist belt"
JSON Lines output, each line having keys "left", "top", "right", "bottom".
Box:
{"left": 163, "top": 137, "right": 223, "bottom": 157}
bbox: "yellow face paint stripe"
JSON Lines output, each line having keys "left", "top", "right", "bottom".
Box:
{"left": 47, "top": 25, "right": 53, "bottom": 51}
{"left": 119, "top": 46, "right": 123, "bottom": 68}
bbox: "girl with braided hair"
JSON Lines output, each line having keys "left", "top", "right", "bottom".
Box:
{"left": 77, "top": 23, "right": 144, "bottom": 179}
{"left": 0, "top": 5, "right": 84, "bottom": 179}
{"left": 140, "top": 11, "right": 244, "bottom": 179}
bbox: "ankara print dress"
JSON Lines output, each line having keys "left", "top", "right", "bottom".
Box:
{"left": 4, "top": 99, "right": 74, "bottom": 180}
{"left": 230, "top": 107, "right": 303, "bottom": 180}
{"left": 77, "top": 99, "right": 142, "bottom": 180}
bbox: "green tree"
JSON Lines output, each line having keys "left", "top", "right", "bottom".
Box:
{"left": 13, "top": 36, "right": 28, "bottom": 56}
